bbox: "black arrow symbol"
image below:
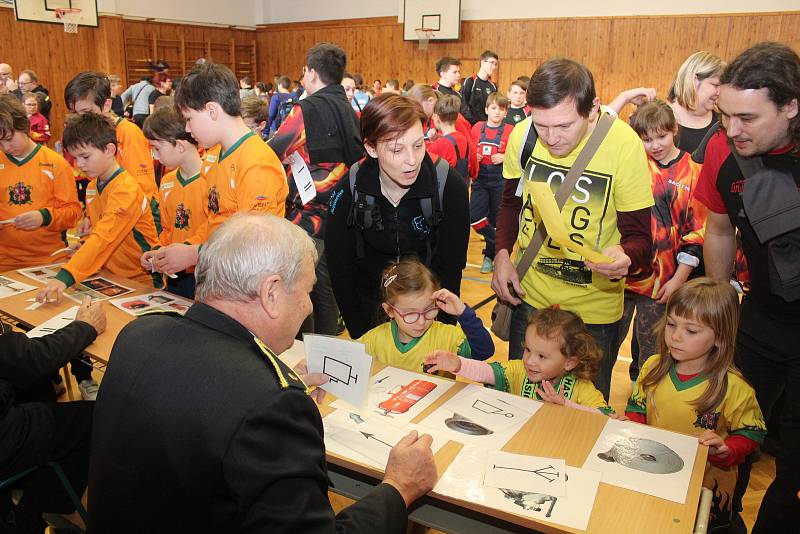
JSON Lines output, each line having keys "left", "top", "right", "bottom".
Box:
{"left": 359, "top": 432, "right": 393, "bottom": 448}
{"left": 374, "top": 375, "right": 390, "bottom": 384}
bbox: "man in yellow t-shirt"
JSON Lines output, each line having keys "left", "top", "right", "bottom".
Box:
{"left": 492, "top": 59, "right": 654, "bottom": 399}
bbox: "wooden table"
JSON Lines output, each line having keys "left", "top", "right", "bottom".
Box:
{"left": 0, "top": 269, "right": 155, "bottom": 364}
{"left": 318, "top": 370, "right": 709, "bottom": 534}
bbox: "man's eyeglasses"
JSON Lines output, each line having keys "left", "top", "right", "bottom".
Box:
{"left": 387, "top": 303, "right": 438, "bottom": 324}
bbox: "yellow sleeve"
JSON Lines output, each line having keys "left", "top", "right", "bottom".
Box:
{"left": 502, "top": 118, "right": 529, "bottom": 180}
{"left": 611, "top": 123, "right": 654, "bottom": 212}
{"left": 236, "top": 160, "right": 288, "bottom": 217}
{"left": 626, "top": 354, "right": 660, "bottom": 415}
{"left": 157, "top": 174, "right": 176, "bottom": 247}
{"left": 43, "top": 153, "right": 82, "bottom": 231}
{"left": 724, "top": 374, "right": 767, "bottom": 443}
{"left": 574, "top": 379, "right": 614, "bottom": 414}
{"left": 60, "top": 180, "right": 145, "bottom": 285}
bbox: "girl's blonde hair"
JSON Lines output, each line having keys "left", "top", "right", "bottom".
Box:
{"left": 406, "top": 84, "right": 439, "bottom": 104}
{"left": 641, "top": 277, "right": 740, "bottom": 415}
{"left": 380, "top": 258, "right": 439, "bottom": 303}
{"left": 668, "top": 51, "right": 725, "bottom": 110}
{"left": 527, "top": 307, "right": 601, "bottom": 381}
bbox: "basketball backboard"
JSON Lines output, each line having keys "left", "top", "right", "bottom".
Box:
{"left": 403, "top": 0, "right": 461, "bottom": 41}
{"left": 14, "top": 0, "right": 99, "bottom": 28}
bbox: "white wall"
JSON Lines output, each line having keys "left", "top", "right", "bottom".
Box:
{"left": 259, "top": 0, "right": 797, "bottom": 24}
{"left": 97, "top": 0, "right": 258, "bottom": 27}
{"left": 94, "top": 0, "right": 798, "bottom": 26}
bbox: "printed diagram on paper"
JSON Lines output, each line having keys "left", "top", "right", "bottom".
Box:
{"left": 17, "top": 263, "right": 67, "bottom": 284}
{"left": 330, "top": 366, "right": 455, "bottom": 427}
{"left": 417, "top": 384, "right": 541, "bottom": 448}
{"left": 0, "top": 276, "right": 35, "bottom": 299}
{"left": 323, "top": 409, "right": 448, "bottom": 470}
{"left": 26, "top": 306, "right": 79, "bottom": 338}
{"left": 304, "top": 335, "right": 372, "bottom": 407}
{"left": 111, "top": 291, "right": 192, "bottom": 316}
{"left": 484, "top": 451, "right": 567, "bottom": 496}
{"left": 582, "top": 418, "right": 698, "bottom": 503}
{"left": 435, "top": 446, "right": 601, "bottom": 531}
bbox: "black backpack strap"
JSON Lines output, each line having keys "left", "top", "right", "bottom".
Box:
{"left": 690, "top": 121, "right": 721, "bottom": 164}
{"left": 347, "top": 161, "right": 382, "bottom": 260}
{"left": 519, "top": 119, "right": 538, "bottom": 174}
{"left": 419, "top": 158, "right": 449, "bottom": 265}
{"left": 443, "top": 134, "right": 461, "bottom": 160}
{"left": 727, "top": 138, "right": 764, "bottom": 179}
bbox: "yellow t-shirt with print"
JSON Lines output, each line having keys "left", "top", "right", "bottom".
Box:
{"left": 488, "top": 360, "right": 613, "bottom": 414}
{"left": 626, "top": 355, "right": 766, "bottom": 524}
{"left": 359, "top": 320, "right": 470, "bottom": 374}
{"left": 502, "top": 116, "right": 654, "bottom": 324}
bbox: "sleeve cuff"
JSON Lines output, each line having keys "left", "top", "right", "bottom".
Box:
{"left": 488, "top": 362, "right": 509, "bottom": 392}
{"left": 676, "top": 252, "right": 700, "bottom": 268}
{"left": 55, "top": 268, "right": 75, "bottom": 288}
{"left": 39, "top": 208, "right": 52, "bottom": 227}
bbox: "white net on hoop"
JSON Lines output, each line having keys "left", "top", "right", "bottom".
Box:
{"left": 56, "top": 10, "right": 81, "bottom": 34}
{"left": 415, "top": 28, "right": 434, "bottom": 51}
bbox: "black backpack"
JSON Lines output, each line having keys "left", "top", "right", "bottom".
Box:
{"left": 274, "top": 97, "right": 297, "bottom": 131}
{"left": 347, "top": 158, "right": 449, "bottom": 265}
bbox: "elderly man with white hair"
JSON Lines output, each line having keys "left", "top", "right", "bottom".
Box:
{"left": 88, "top": 214, "right": 437, "bottom": 533}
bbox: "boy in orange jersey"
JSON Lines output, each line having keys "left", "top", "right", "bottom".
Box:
{"left": 63, "top": 71, "right": 160, "bottom": 231}
{"left": 150, "top": 63, "right": 288, "bottom": 275}
{"left": 0, "top": 94, "right": 82, "bottom": 271}
{"left": 141, "top": 107, "right": 207, "bottom": 298}
{"left": 36, "top": 113, "right": 161, "bottom": 303}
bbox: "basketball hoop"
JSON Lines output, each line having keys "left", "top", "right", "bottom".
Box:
{"left": 415, "top": 27, "right": 435, "bottom": 51}
{"left": 55, "top": 8, "right": 82, "bottom": 34}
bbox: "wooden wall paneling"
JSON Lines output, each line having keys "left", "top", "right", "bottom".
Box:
{"left": 257, "top": 12, "right": 799, "bottom": 110}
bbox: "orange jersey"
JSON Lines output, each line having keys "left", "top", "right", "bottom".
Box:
{"left": 0, "top": 144, "right": 82, "bottom": 271}
{"left": 158, "top": 167, "right": 208, "bottom": 246}
{"left": 56, "top": 168, "right": 162, "bottom": 288}
{"left": 114, "top": 117, "right": 157, "bottom": 199}
{"left": 188, "top": 133, "right": 287, "bottom": 244}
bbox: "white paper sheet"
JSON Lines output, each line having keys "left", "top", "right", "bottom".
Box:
{"left": 330, "top": 366, "right": 456, "bottom": 427}
{"left": 323, "top": 409, "right": 447, "bottom": 470}
{"left": 63, "top": 276, "right": 135, "bottom": 303}
{"left": 484, "top": 451, "right": 567, "bottom": 497}
{"left": 110, "top": 291, "right": 192, "bottom": 316}
{"left": 287, "top": 151, "right": 316, "bottom": 205}
{"left": 0, "top": 276, "right": 36, "bottom": 299}
{"left": 279, "top": 340, "right": 306, "bottom": 370}
{"left": 17, "top": 263, "right": 66, "bottom": 283}
{"left": 416, "top": 384, "right": 541, "bottom": 449}
{"left": 436, "top": 446, "right": 601, "bottom": 531}
{"left": 305, "top": 334, "right": 372, "bottom": 407}
{"left": 26, "top": 306, "right": 79, "bottom": 338}
{"left": 582, "top": 418, "right": 698, "bottom": 504}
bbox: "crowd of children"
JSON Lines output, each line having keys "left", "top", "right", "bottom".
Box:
{"left": 0, "top": 41, "right": 790, "bottom": 534}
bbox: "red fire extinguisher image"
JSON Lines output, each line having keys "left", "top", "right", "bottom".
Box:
{"left": 377, "top": 380, "right": 437, "bottom": 416}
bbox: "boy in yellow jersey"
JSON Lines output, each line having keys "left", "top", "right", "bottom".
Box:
{"left": 0, "top": 95, "right": 82, "bottom": 271}
{"left": 37, "top": 113, "right": 161, "bottom": 304}
{"left": 141, "top": 107, "right": 207, "bottom": 298}
{"left": 150, "top": 63, "right": 287, "bottom": 275}
{"left": 63, "top": 71, "right": 160, "bottom": 231}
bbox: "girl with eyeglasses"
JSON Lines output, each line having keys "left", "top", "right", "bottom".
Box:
{"left": 358, "top": 259, "right": 494, "bottom": 374}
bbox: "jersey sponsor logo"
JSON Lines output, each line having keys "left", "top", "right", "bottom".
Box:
{"left": 207, "top": 185, "right": 220, "bottom": 214}
{"left": 8, "top": 181, "right": 32, "bottom": 205}
{"left": 668, "top": 179, "right": 691, "bottom": 192}
{"left": 174, "top": 202, "right": 191, "bottom": 229}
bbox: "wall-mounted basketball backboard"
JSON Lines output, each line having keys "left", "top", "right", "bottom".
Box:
{"left": 14, "top": 0, "right": 99, "bottom": 28}
{"left": 403, "top": 0, "right": 461, "bottom": 41}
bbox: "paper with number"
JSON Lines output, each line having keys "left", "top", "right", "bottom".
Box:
{"left": 0, "top": 276, "right": 36, "bottom": 299}
{"left": 582, "top": 418, "right": 698, "bottom": 503}
{"left": 529, "top": 181, "right": 612, "bottom": 263}
{"left": 287, "top": 151, "right": 316, "bottom": 205}
{"left": 26, "top": 306, "right": 79, "bottom": 338}
{"left": 304, "top": 334, "right": 372, "bottom": 407}
{"left": 484, "top": 451, "right": 567, "bottom": 496}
